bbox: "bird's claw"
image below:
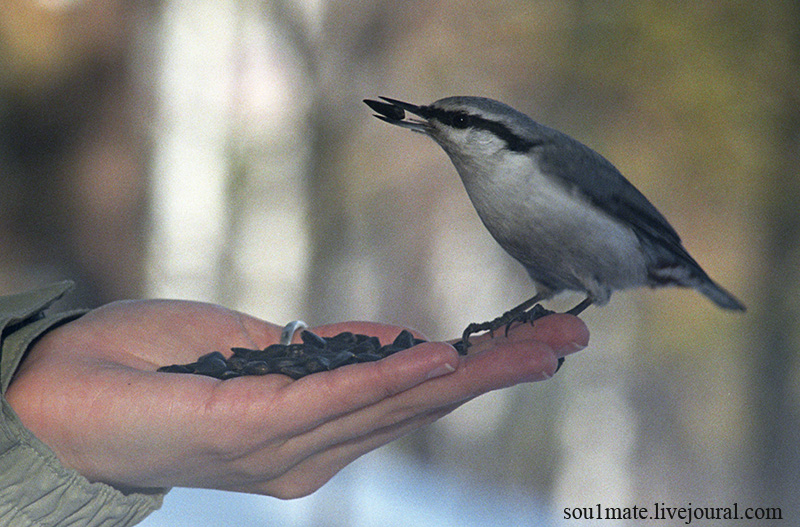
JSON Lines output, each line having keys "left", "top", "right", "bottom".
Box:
{"left": 457, "top": 303, "right": 554, "bottom": 353}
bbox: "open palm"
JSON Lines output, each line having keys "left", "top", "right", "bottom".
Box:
{"left": 6, "top": 299, "right": 588, "bottom": 498}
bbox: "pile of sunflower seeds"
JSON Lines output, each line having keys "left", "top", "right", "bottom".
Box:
{"left": 158, "top": 329, "right": 429, "bottom": 380}
{"left": 158, "top": 305, "right": 560, "bottom": 380}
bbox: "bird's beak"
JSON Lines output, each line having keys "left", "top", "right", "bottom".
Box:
{"left": 363, "top": 97, "right": 430, "bottom": 134}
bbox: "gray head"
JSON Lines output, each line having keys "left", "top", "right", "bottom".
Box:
{"left": 364, "top": 96, "right": 556, "bottom": 161}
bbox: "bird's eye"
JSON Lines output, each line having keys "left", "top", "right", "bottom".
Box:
{"left": 428, "top": 108, "right": 472, "bottom": 129}
{"left": 452, "top": 114, "right": 469, "bottom": 128}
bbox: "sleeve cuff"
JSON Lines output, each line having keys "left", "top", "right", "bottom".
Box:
{"left": 0, "top": 282, "right": 168, "bottom": 525}
{"left": 1, "top": 281, "right": 81, "bottom": 393}
{"left": 0, "top": 400, "right": 165, "bottom": 526}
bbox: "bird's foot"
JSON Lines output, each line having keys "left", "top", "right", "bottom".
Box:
{"left": 456, "top": 303, "right": 554, "bottom": 354}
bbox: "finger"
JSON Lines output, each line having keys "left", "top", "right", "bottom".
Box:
{"left": 215, "top": 315, "right": 583, "bottom": 442}
{"left": 370, "top": 329, "right": 564, "bottom": 416}
{"left": 249, "top": 331, "right": 563, "bottom": 472}
{"left": 199, "top": 318, "right": 585, "bottom": 484}
{"left": 514, "top": 313, "right": 589, "bottom": 356}
{"left": 193, "top": 341, "right": 457, "bottom": 479}
{"left": 211, "top": 340, "right": 459, "bottom": 448}
{"left": 227, "top": 404, "right": 458, "bottom": 497}
{"left": 276, "top": 341, "right": 458, "bottom": 429}
{"left": 460, "top": 313, "right": 589, "bottom": 357}
{"left": 279, "top": 315, "right": 586, "bottom": 435}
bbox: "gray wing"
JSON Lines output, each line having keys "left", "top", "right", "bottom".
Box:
{"left": 533, "top": 133, "right": 705, "bottom": 271}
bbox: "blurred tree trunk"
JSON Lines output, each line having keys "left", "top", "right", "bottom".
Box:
{"left": 267, "top": 0, "right": 437, "bottom": 326}
{"left": 0, "top": 2, "right": 157, "bottom": 307}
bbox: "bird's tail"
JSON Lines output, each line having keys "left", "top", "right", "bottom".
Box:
{"left": 696, "top": 279, "right": 746, "bottom": 311}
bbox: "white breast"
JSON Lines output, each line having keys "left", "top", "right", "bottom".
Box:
{"left": 451, "top": 152, "right": 649, "bottom": 303}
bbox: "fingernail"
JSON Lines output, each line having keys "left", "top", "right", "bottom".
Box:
{"left": 559, "top": 340, "right": 587, "bottom": 354}
{"left": 426, "top": 362, "right": 456, "bottom": 380}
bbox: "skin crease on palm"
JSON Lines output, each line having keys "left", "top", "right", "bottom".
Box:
{"left": 5, "top": 299, "right": 588, "bottom": 499}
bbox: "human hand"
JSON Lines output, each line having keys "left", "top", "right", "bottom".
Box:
{"left": 5, "top": 299, "right": 588, "bottom": 498}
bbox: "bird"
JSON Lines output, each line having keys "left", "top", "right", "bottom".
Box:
{"left": 363, "top": 96, "right": 745, "bottom": 345}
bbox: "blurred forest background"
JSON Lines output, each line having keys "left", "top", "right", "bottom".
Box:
{"left": 1, "top": 0, "right": 797, "bottom": 525}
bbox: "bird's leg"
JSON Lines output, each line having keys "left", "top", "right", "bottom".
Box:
{"left": 458, "top": 294, "right": 545, "bottom": 353}
{"left": 566, "top": 296, "right": 593, "bottom": 315}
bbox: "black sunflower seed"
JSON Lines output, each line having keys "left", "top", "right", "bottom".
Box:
{"left": 157, "top": 328, "right": 433, "bottom": 381}
{"left": 328, "top": 351, "right": 358, "bottom": 369}
{"left": 158, "top": 364, "right": 194, "bottom": 374}
{"left": 300, "top": 330, "right": 328, "bottom": 350}
{"left": 193, "top": 352, "right": 228, "bottom": 376}
{"left": 392, "top": 330, "right": 416, "bottom": 349}
{"left": 243, "top": 361, "right": 271, "bottom": 375}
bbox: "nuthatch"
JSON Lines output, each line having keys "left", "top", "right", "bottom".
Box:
{"left": 364, "top": 96, "right": 745, "bottom": 343}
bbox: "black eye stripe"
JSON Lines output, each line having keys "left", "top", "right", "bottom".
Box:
{"left": 419, "top": 107, "right": 473, "bottom": 129}
{"left": 419, "top": 106, "right": 541, "bottom": 153}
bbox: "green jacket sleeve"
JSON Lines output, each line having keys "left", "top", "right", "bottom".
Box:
{"left": 0, "top": 282, "right": 166, "bottom": 526}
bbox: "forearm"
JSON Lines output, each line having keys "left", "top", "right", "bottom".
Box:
{"left": 0, "top": 282, "right": 166, "bottom": 526}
